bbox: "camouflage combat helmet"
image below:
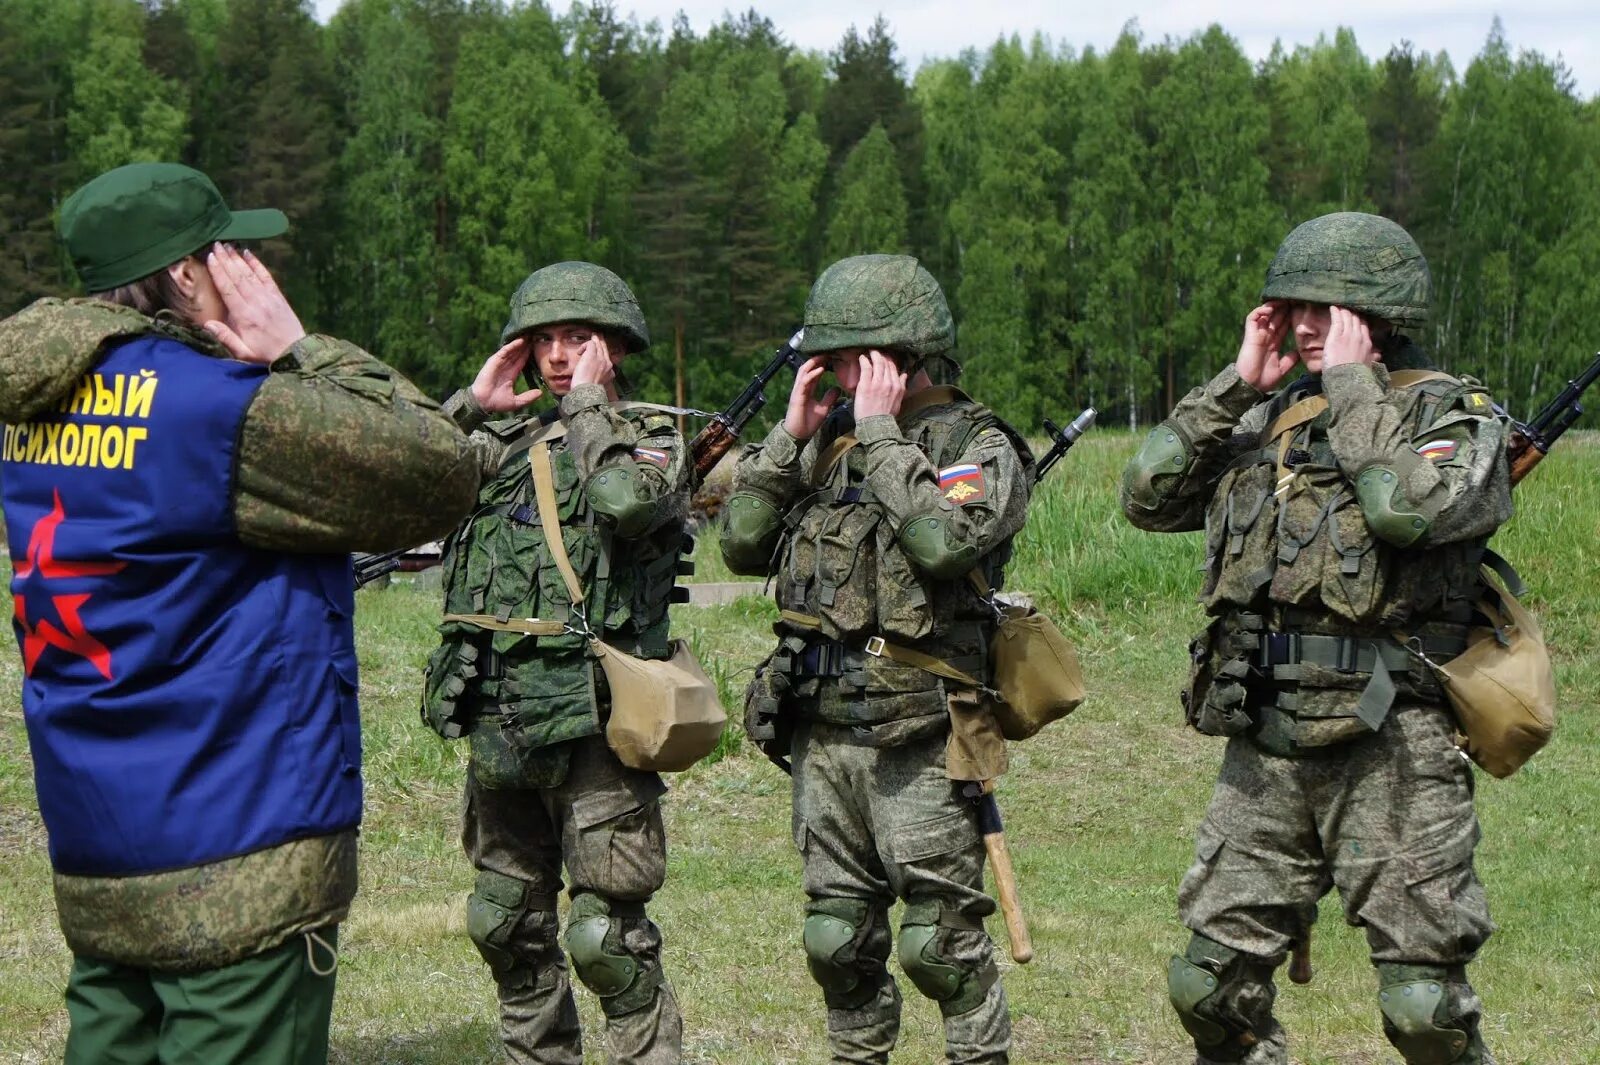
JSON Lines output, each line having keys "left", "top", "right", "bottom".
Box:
{"left": 501, "top": 261, "right": 649, "bottom": 351}
{"left": 1261, "top": 212, "right": 1431, "bottom": 328}
{"left": 795, "top": 254, "right": 956, "bottom": 365}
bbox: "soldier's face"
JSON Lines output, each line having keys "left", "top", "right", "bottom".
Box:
{"left": 822, "top": 348, "right": 867, "bottom": 395}
{"left": 1289, "top": 302, "right": 1332, "bottom": 372}
{"left": 528, "top": 322, "right": 616, "bottom": 395}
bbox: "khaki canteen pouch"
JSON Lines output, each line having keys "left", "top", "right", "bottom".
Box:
{"left": 988, "top": 601, "right": 1086, "bottom": 740}
{"left": 530, "top": 442, "right": 726, "bottom": 773}
{"left": 1406, "top": 560, "right": 1555, "bottom": 778}
{"left": 966, "top": 572, "right": 1084, "bottom": 741}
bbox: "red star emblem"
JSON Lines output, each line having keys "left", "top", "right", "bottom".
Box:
{"left": 12, "top": 489, "right": 126, "bottom": 680}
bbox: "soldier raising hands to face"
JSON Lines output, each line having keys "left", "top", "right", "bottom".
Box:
{"left": 1121, "top": 214, "right": 1514, "bottom": 1065}
{"left": 723, "top": 255, "right": 1035, "bottom": 1065}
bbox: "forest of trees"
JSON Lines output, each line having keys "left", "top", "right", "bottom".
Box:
{"left": 3, "top": 0, "right": 1598, "bottom": 431}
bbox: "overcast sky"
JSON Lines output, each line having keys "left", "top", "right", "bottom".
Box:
{"left": 312, "top": 1, "right": 1599, "bottom": 98}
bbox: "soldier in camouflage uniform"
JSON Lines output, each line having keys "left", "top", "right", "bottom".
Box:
{"left": 1120, "top": 213, "right": 1512, "bottom": 1064}
{"left": 0, "top": 162, "right": 480, "bottom": 1064}
{"left": 721, "top": 255, "right": 1033, "bottom": 1065}
{"left": 422, "top": 262, "right": 690, "bottom": 1065}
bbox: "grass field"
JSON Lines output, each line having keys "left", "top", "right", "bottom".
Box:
{"left": 2, "top": 432, "right": 1597, "bottom": 1064}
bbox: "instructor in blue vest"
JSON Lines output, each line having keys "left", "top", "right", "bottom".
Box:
{"left": 0, "top": 162, "right": 481, "bottom": 1064}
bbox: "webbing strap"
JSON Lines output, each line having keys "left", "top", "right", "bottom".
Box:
{"left": 530, "top": 443, "right": 585, "bottom": 606}
{"left": 1386, "top": 369, "right": 1455, "bottom": 389}
{"left": 809, "top": 434, "right": 860, "bottom": 488}
{"left": 777, "top": 610, "right": 981, "bottom": 688}
{"left": 441, "top": 613, "right": 566, "bottom": 636}
{"left": 1265, "top": 395, "right": 1328, "bottom": 497}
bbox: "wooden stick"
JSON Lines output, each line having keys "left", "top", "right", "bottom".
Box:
{"left": 973, "top": 782, "right": 1034, "bottom": 964}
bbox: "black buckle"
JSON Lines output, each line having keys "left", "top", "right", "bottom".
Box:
{"left": 1258, "top": 632, "right": 1299, "bottom": 668}
{"left": 1336, "top": 637, "right": 1359, "bottom": 673}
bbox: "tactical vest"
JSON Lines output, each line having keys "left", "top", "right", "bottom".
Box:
{"left": 3, "top": 335, "right": 361, "bottom": 877}
{"left": 771, "top": 390, "right": 1025, "bottom": 730}
{"left": 423, "top": 412, "right": 686, "bottom": 749}
{"left": 1190, "top": 366, "right": 1496, "bottom": 750}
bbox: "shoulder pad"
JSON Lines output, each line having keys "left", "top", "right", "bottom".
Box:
{"left": 482, "top": 415, "right": 537, "bottom": 442}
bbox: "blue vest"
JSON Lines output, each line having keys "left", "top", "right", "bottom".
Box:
{"left": 2, "top": 335, "right": 362, "bottom": 877}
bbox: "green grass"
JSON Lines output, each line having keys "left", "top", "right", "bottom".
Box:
{"left": 3, "top": 433, "right": 1598, "bottom": 1063}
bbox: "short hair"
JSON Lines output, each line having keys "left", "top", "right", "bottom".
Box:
{"left": 92, "top": 244, "right": 214, "bottom": 318}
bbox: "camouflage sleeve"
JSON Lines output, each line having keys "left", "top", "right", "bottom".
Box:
{"left": 233, "top": 335, "right": 481, "bottom": 553}
{"left": 720, "top": 420, "right": 811, "bottom": 576}
{"left": 441, "top": 387, "right": 511, "bottom": 481}
{"left": 854, "top": 412, "right": 1030, "bottom": 581}
{"left": 1323, "top": 363, "right": 1513, "bottom": 546}
{"left": 1120, "top": 364, "right": 1268, "bottom": 532}
{"left": 560, "top": 385, "right": 689, "bottom": 538}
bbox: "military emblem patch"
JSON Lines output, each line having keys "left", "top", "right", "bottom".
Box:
{"left": 938, "top": 463, "right": 987, "bottom": 504}
{"left": 632, "top": 446, "right": 670, "bottom": 469}
{"left": 1416, "top": 440, "right": 1456, "bottom": 462}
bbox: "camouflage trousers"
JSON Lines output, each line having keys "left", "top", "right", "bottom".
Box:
{"left": 1175, "top": 702, "right": 1495, "bottom": 1064}
{"left": 791, "top": 720, "right": 1010, "bottom": 1065}
{"left": 462, "top": 734, "right": 682, "bottom": 1065}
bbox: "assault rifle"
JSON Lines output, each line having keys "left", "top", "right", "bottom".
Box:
{"left": 1507, "top": 350, "right": 1600, "bottom": 486}
{"left": 688, "top": 329, "right": 805, "bottom": 486}
{"left": 1033, "top": 407, "right": 1097, "bottom": 483}
{"left": 353, "top": 550, "right": 401, "bottom": 587}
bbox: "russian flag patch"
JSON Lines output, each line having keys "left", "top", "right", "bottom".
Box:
{"left": 1415, "top": 440, "right": 1456, "bottom": 463}
{"left": 938, "top": 463, "right": 987, "bottom": 504}
{"left": 632, "top": 446, "right": 670, "bottom": 469}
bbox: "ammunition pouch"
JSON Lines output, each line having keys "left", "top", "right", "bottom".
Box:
{"left": 421, "top": 633, "right": 484, "bottom": 739}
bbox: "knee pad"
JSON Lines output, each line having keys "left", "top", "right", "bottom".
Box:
{"left": 896, "top": 899, "right": 998, "bottom": 1017}
{"left": 564, "top": 892, "right": 661, "bottom": 1017}
{"left": 802, "top": 898, "right": 886, "bottom": 1010}
{"left": 1377, "top": 964, "right": 1474, "bottom": 1064}
{"left": 466, "top": 870, "right": 535, "bottom": 979}
{"left": 1167, "top": 934, "right": 1276, "bottom": 1062}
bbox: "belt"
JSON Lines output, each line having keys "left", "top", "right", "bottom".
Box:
{"left": 1253, "top": 631, "right": 1466, "bottom": 673}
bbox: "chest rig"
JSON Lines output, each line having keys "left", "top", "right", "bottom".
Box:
{"left": 422, "top": 415, "right": 688, "bottom": 748}
{"left": 1188, "top": 369, "right": 1489, "bottom": 753}
{"left": 767, "top": 389, "right": 1019, "bottom": 733}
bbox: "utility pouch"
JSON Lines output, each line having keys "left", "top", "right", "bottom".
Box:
{"left": 1181, "top": 620, "right": 1254, "bottom": 737}
{"left": 529, "top": 442, "right": 726, "bottom": 774}
{"left": 945, "top": 687, "right": 1008, "bottom": 781}
{"left": 743, "top": 658, "right": 792, "bottom": 750}
{"left": 1405, "top": 561, "right": 1555, "bottom": 778}
{"left": 421, "top": 636, "right": 479, "bottom": 739}
{"left": 967, "top": 567, "right": 1083, "bottom": 740}
{"left": 987, "top": 601, "right": 1085, "bottom": 740}
{"left": 596, "top": 637, "right": 727, "bottom": 772}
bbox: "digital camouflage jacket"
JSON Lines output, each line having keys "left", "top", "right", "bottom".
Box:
{"left": 423, "top": 384, "right": 690, "bottom": 761}
{"left": 1121, "top": 338, "right": 1514, "bottom": 747}
{"left": 723, "top": 387, "right": 1032, "bottom": 740}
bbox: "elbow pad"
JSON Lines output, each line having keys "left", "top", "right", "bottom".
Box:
{"left": 898, "top": 515, "right": 979, "bottom": 580}
{"left": 1355, "top": 465, "right": 1429, "bottom": 546}
{"left": 1122, "top": 425, "right": 1190, "bottom": 511}
{"left": 585, "top": 466, "right": 657, "bottom": 537}
{"left": 720, "top": 492, "right": 783, "bottom": 575}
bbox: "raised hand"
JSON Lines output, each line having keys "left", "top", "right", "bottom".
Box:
{"left": 202, "top": 245, "right": 306, "bottom": 365}
{"left": 469, "top": 337, "right": 543, "bottom": 413}
{"left": 1322, "top": 306, "right": 1380, "bottom": 369}
{"left": 783, "top": 355, "right": 839, "bottom": 440}
{"left": 852, "top": 350, "right": 906, "bottom": 420}
{"left": 571, "top": 335, "right": 618, "bottom": 391}
{"left": 1234, "top": 301, "right": 1296, "bottom": 391}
